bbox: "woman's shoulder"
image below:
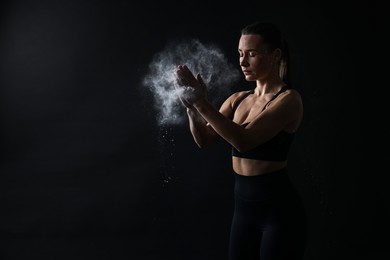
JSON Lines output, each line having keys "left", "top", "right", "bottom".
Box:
{"left": 219, "top": 89, "right": 253, "bottom": 114}
{"left": 228, "top": 89, "right": 253, "bottom": 102}
{"left": 281, "top": 88, "right": 302, "bottom": 102}
{"left": 224, "top": 89, "right": 252, "bottom": 108}
{"left": 274, "top": 88, "right": 303, "bottom": 110}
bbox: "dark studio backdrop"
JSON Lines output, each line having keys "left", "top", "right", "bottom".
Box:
{"left": 0, "top": 0, "right": 376, "bottom": 260}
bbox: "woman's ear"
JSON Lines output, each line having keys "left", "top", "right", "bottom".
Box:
{"left": 273, "top": 48, "right": 282, "bottom": 62}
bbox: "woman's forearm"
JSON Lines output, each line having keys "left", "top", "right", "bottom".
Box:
{"left": 186, "top": 107, "right": 219, "bottom": 148}
{"left": 193, "top": 99, "right": 246, "bottom": 151}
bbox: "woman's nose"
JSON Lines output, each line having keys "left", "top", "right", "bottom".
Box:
{"left": 240, "top": 59, "right": 248, "bottom": 67}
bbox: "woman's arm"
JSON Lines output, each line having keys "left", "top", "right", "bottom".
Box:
{"left": 175, "top": 64, "right": 301, "bottom": 152}
{"left": 176, "top": 88, "right": 219, "bottom": 148}
{"left": 193, "top": 91, "right": 302, "bottom": 152}
{"left": 186, "top": 107, "right": 219, "bottom": 148}
{"left": 182, "top": 91, "right": 237, "bottom": 148}
{"left": 175, "top": 64, "right": 235, "bottom": 148}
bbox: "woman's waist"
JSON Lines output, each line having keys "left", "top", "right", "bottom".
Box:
{"left": 232, "top": 156, "right": 287, "bottom": 176}
{"left": 233, "top": 167, "right": 298, "bottom": 201}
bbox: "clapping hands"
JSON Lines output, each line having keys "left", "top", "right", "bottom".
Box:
{"left": 174, "top": 64, "right": 207, "bottom": 108}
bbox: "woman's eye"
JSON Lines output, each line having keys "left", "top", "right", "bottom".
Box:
{"left": 238, "top": 51, "right": 257, "bottom": 58}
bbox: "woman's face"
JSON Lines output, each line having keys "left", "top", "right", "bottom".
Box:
{"left": 238, "top": 34, "right": 274, "bottom": 81}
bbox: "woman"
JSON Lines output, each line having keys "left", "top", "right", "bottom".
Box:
{"left": 174, "top": 21, "right": 307, "bottom": 260}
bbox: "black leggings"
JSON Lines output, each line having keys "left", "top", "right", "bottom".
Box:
{"left": 229, "top": 168, "right": 307, "bottom": 260}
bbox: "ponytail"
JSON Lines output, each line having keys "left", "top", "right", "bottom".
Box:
{"left": 279, "top": 39, "right": 291, "bottom": 87}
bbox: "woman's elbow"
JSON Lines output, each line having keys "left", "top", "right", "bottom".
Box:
{"left": 197, "top": 140, "right": 213, "bottom": 149}
{"left": 233, "top": 146, "right": 247, "bottom": 153}
{"left": 196, "top": 136, "right": 219, "bottom": 149}
{"left": 195, "top": 140, "right": 206, "bottom": 149}
{"left": 232, "top": 141, "right": 253, "bottom": 153}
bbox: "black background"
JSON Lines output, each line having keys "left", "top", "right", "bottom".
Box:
{"left": 0, "top": 0, "right": 377, "bottom": 259}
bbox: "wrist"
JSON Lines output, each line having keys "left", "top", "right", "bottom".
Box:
{"left": 186, "top": 106, "right": 198, "bottom": 116}
{"left": 193, "top": 98, "right": 208, "bottom": 110}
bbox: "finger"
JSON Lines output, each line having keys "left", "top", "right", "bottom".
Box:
{"left": 174, "top": 69, "right": 187, "bottom": 86}
{"left": 176, "top": 77, "right": 184, "bottom": 86}
{"left": 184, "top": 67, "right": 196, "bottom": 80}
{"left": 178, "top": 65, "right": 196, "bottom": 81}
{"left": 196, "top": 73, "right": 205, "bottom": 85}
{"left": 174, "top": 77, "right": 186, "bottom": 88}
{"left": 196, "top": 74, "right": 208, "bottom": 92}
{"left": 175, "top": 76, "right": 184, "bottom": 86}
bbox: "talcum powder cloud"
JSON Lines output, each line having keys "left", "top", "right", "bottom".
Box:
{"left": 142, "top": 38, "right": 240, "bottom": 126}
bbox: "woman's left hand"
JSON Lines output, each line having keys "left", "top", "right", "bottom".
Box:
{"left": 174, "top": 64, "right": 208, "bottom": 105}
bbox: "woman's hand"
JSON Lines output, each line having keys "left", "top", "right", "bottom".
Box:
{"left": 174, "top": 64, "right": 208, "bottom": 106}
{"left": 178, "top": 95, "right": 194, "bottom": 109}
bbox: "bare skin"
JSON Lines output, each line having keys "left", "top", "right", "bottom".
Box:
{"left": 175, "top": 34, "right": 303, "bottom": 176}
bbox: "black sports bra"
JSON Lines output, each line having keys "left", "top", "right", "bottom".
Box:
{"left": 231, "top": 86, "right": 294, "bottom": 161}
